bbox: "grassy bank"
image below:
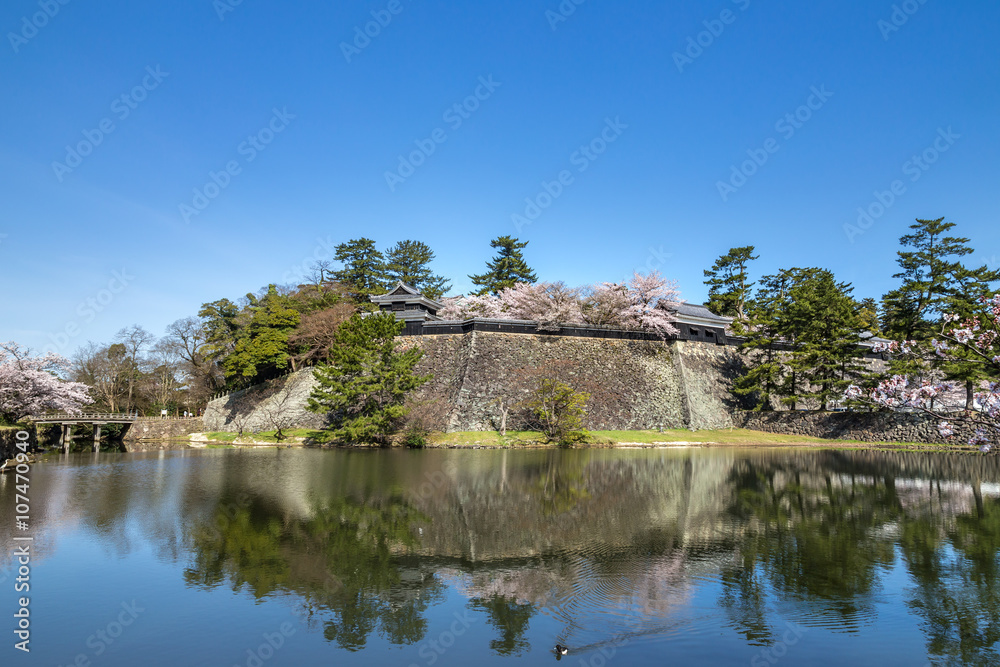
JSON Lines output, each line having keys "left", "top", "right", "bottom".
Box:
{"left": 192, "top": 427, "right": 957, "bottom": 451}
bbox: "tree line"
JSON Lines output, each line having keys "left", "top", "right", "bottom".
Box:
{"left": 703, "top": 217, "right": 999, "bottom": 411}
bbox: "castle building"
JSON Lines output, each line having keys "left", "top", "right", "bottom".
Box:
{"left": 371, "top": 281, "right": 733, "bottom": 343}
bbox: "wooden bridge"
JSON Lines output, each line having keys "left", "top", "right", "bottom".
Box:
{"left": 32, "top": 413, "right": 138, "bottom": 453}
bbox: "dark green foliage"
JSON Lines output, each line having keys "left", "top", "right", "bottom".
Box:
{"left": 198, "top": 298, "right": 241, "bottom": 364}
{"left": 880, "top": 217, "right": 999, "bottom": 340}
{"left": 704, "top": 245, "right": 758, "bottom": 325}
{"left": 526, "top": 379, "right": 589, "bottom": 444}
{"left": 879, "top": 217, "right": 1000, "bottom": 405}
{"left": 222, "top": 285, "right": 301, "bottom": 384}
{"left": 307, "top": 313, "right": 431, "bottom": 445}
{"left": 735, "top": 268, "right": 865, "bottom": 410}
{"left": 469, "top": 236, "right": 538, "bottom": 295}
{"left": 384, "top": 240, "right": 450, "bottom": 300}
{"left": 333, "top": 238, "right": 389, "bottom": 301}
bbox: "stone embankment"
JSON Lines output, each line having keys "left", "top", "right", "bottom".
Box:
{"left": 203, "top": 332, "right": 743, "bottom": 433}
{"left": 738, "top": 410, "right": 980, "bottom": 445}
{"left": 123, "top": 418, "right": 204, "bottom": 452}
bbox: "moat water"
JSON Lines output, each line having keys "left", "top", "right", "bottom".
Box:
{"left": 3, "top": 447, "right": 1000, "bottom": 665}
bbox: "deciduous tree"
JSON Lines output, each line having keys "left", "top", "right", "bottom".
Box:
{"left": 0, "top": 342, "right": 92, "bottom": 423}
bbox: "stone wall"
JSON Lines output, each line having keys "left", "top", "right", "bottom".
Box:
{"left": 202, "top": 370, "right": 326, "bottom": 433}
{"left": 123, "top": 418, "right": 205, "bottom": 452}
{"left": 737, "top": 410, "right": 978, "bottom": 445}
{"left": 202, "top": 333, "right": 744, "bottom": 433}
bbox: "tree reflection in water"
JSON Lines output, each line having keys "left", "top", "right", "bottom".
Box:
{"left": 184, "top": 492, "right": 444, "bottom": 651}
{"left": 173, "top": 449, "right": 1000, "bottom": 661}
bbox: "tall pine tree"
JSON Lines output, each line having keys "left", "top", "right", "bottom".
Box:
{"left": 703, "top": 245, "right": 758, "bottom": 325}
{"left": 307, "top": 313, "right": 431, "bottom": 445}
{"left": 384, "top": 240, "right": 451, "bottom": 300}
{"left": 333, "top": 238, "right": 388, "bottom": 301}
{"left": 469, "top": 236, "right": 538, "bottom": 295}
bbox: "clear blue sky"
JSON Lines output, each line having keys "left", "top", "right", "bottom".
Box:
{"left": 2, "top": 0, "right": 998, "bottom": 356}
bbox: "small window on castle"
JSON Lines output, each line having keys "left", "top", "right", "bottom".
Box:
{"left": 707, "top": 331, "right": 715, "bottom": 338}
{"left": 690, "top": 328, "right": 700, "bottom": 336}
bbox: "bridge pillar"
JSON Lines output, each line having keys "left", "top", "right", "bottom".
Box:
{"left": 93, "top": 424, "right": 101, "bottom": 452}
{"left": 62, "top": 425, "right": 74, "bottom": 454}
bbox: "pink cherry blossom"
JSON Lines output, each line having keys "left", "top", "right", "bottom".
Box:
{"left": 0, "top": 342, "right": 92, "bottom": 423}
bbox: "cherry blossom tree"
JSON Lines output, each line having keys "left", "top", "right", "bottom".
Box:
{"left": 496, "top": 282, "right": 583, "bottom": 330}
{"left": 0, "top": 342, "right": 92, "bottom": 424}
{"left": 438, "top": 272, "right": 681, "bottom": 337}
{"left": 845, "top": 294, "right": 1000, "bottom": 452}
{"left": 583, "top": 271, "right": 681, "bottom": 337}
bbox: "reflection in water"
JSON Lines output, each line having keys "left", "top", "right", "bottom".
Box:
{"left": 5, "top": 448, "right": 1000, "bottom": 664}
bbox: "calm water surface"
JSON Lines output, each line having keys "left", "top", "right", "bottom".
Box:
{"left": 3, "top": 447, "right": 1000, "bottom": 666}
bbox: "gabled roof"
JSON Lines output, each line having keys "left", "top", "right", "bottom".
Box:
{"left": 370, "top": 281, "right": 445, "bottom": 310}
{"left": 670, "top": 302, "right": 733, "bottom": 326}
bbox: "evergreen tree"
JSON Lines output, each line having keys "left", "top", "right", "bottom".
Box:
{"left": 880, "top": 218, "right": 997, "bottom": 340}
{"left": 198, "top": 298, "right": 241, "bottom": 364}
{"left": 469, "top": 236, "right": 538, "bottom": 295}
{"left": 224, "top": 285, "right": 300, "bottom": 383}
{"left": 735, "top": 269, "right": 865, "bottom": 410}
{"left": 703, "top": 245, "right": 758, "bottom": 325}
{"left": 732, "top": 272, "right": 792, "bottom": 410}
{"left": 384, "top": 240, "right": 451, "bottom": 300}
{"left": 879, "top": 217, "right": 1000, "bottom": 405}
{"left": 307, "top": 313, "right": 431, "bottom": 445}
{"left": 333, "top": 238, "right": 388, "bottom": 301}
{"left": 782, "top": 269, "right": 865, "bottom": 410}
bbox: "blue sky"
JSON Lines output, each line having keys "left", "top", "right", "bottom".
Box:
{"left": 2, "top": 0, "right": 998, "bottom": 356}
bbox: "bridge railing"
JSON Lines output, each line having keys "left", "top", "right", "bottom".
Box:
{"left": 32, "top": 413, "right": 140, "bottom": 422}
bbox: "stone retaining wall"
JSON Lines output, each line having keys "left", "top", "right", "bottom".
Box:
{"left": 203, "top": 333, "right": 744, "bottom": 433}
{"left": 123, "top": 418, "right": 205, "bottom": 452}
{"left": 737, "top": 410, "right": 979, "bottom": 445}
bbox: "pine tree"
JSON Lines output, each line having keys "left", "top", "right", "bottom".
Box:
{"left": 703, "top": 245, "right": 758, "bottom": 325}
{"left": 735, "top": 269, "right": 865, "bottom": 410}
{"left": 307, "top": 313, "right": 431, "bottom": 445}
{"left": 384, "top": 240, "right": 451, "bottom": 300}
{"left": 782, "top": 269, "right": 865, "bottom": 410}
{"left": 333, "top": 238, "right": 388, "bottom": 301}
{"left": 880, "top": 218, "right": 995, "bottom": 340}
{"left": 469, "top": 236, "right": 538, "bottom": 295}
{"left": 732, "top": 272, "right": 790, "bottom": 410}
